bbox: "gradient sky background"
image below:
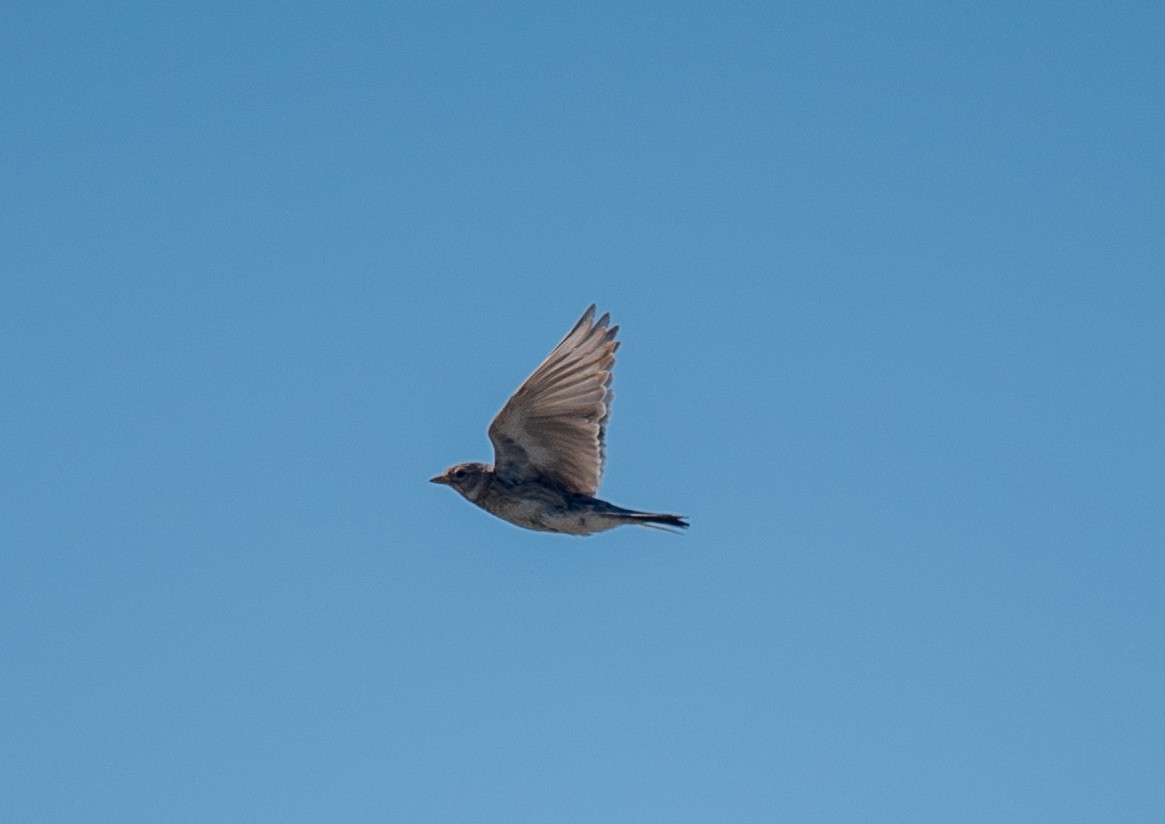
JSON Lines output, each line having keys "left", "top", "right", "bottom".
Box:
{"left": 3, "top": 2, "right": 1163, "bottom": 822}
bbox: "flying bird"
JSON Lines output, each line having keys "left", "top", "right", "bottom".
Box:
{"left": 431, "top": 305, "right": 688, "bottom": 535}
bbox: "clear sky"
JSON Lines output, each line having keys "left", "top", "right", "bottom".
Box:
{"left": 3, "top": 1, "right": 1163, "bottom": 821}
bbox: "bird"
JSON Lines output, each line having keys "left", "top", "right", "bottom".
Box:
{"left": 430, "top": 305, "right": 688, "bottom": 535}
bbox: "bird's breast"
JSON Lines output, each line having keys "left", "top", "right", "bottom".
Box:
{"left": 474, "top": 480, "right": 620, "bottom": 535}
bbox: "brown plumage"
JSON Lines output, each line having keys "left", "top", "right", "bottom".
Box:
{"left": 431, "top": 305, "right": 688, "bottom": 535}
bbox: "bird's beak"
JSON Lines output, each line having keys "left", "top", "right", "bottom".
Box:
{"left": 430, "top": 474, "right": 449, "bottom": 485}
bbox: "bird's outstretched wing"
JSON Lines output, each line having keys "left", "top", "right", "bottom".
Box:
{"left": 488, "top": 305, "right": 619, "bottom": 495}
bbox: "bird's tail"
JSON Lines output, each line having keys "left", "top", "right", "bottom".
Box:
{"left": 624, "top": 512, "right": 690, "bottom": 533}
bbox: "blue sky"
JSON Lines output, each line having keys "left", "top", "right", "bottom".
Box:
{"left": 3, "top": 1, "right": 1163, "bottom": 821}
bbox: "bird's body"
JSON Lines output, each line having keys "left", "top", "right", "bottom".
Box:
{"left": 431, "top": 306, "right": 688, "bottom": 536}
{"left": 437, "top": 462, "right": 686, "bottom": 535}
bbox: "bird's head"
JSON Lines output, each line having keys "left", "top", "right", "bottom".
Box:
{"left": 430, "top": 462, "right": 491, "bottom": 501}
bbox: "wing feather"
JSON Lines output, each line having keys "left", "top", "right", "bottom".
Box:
{"left": 487, "top": 305, "right": 619, "bottom": 495}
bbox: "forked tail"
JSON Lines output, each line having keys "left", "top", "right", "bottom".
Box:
{"left": 626, "top": 512, "right": 690, "bottom": 533}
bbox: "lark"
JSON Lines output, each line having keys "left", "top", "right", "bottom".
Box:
{"left": 431, "top": 305, "right": 688, "bottom": 535}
